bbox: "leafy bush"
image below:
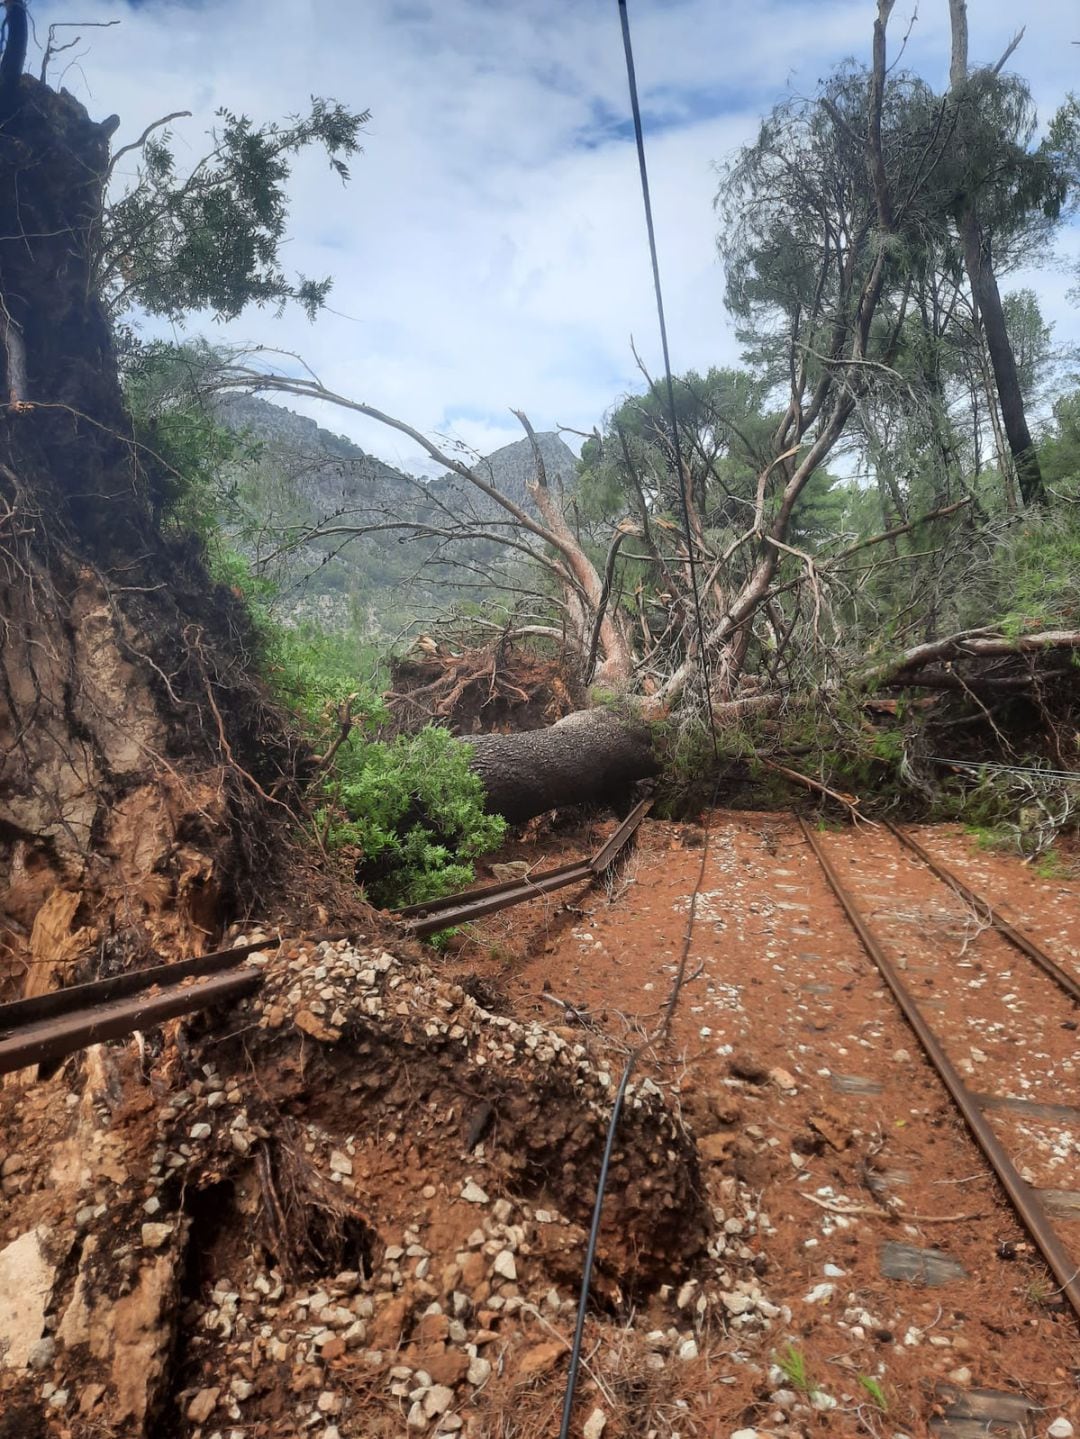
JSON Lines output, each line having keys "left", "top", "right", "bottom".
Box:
{"left": 319, "top": 726, "right": 506, "bottom": 908}
{"left": 267, "top": 627, "right": 505, "bottom": 908}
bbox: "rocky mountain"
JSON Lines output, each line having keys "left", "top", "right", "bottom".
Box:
{"left": 212, "top": 396, "right": 579, "bottom": 635}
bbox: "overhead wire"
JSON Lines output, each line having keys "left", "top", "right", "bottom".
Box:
{"left": 927, "top": 756, "right": 1080, "bottom": 782}
{"left": 616, "top": 0, "right": 719, "bottom": 758}
{"left": 557, "top": 10, "right": 728, "bottom": 1430}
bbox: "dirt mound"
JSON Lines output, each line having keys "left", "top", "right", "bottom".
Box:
{"left": 387, "top": 638, "right": 582, "bottom": 736}
{"left": 0, "top": 930, "right": 727, "bottom": 1436}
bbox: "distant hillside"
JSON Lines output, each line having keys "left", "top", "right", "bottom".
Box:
{"left": 436, "top": 429, "right": 578, "bottom": 513}
{"left": 213, "top": 395, "right": 578, "bottom": 635}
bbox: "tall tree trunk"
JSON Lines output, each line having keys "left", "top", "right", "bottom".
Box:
{"left": 957, "top": 211, "right": 1044, "bottom": 505}
{"left": 977, "top": 329, "right": 1018, "bottom": 511}
{"left": 948, "top": 0, "right": 1046, "bottom": 507}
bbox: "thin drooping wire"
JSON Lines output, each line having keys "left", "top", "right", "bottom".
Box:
{"left": 556, "top": 796, "right": 717, "bottom": 1439}
{"left": 618, "top": 0, "right": 718, "bottom": 755}
{"left": 928, "top": 756, "right": 1080, "bottom": 781}
{"left": 555, "top": 1052, "right": 635, "bottom": 1439}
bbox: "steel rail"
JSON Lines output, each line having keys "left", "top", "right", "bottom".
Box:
{"left": 0, "top": 967, "right": 262, "bottom": 1076}
{"left": 799, "top": 818, "right": 1080, "bottom": 1323}
{"left": 0, "top": 936, "right": 282, "bottom": 1032}
{"left": 885, "top": 821, "right": 1080, "bottom": 1007}
{"left": 399, "top": 796, "right": 653, "bottom": 937}
{"left": 394, "top": 858, "right": 587, "bottom": 920}
{"left": 0, "top": 801, "right": 654, "bottom": 1072}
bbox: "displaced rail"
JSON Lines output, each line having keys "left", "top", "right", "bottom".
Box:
{"left": 0, "top": 946, "right": 264, "bottom": 1077}
{"left": 397, "top": 795, "right": 653, "bottom": 937}
{"left": 799, "top": 818, "right": 1080, "bottom": 1324}
{"left": 0, "top": 799, "right": 652, "bottom": 1076}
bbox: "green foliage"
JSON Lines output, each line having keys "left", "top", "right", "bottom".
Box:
{"left": 775, "top": 1343, "right": 817, "bottom": 1398}
{"left": 320, "top": 726, "right": 506, "bottom": 908}
{"left": 1032, "top": 848, "right": 1068, "bottom": 881}
{"left": 964, "top": 822, "right": 1013, "bottom": 852}
{"left": 858, "top": 1375, "right": 889, "bottom": 1413}
{"left": 267, "top": 625, "right": 389, "bottom": 732}
{"left": 101, "top": 99, "right": 369, "bottom": 320}
{"left": 124, "top": 340, "right": 260, "bottom": 540}
{"left": 264, "top": 627, "right": 504, "bottom": 909}
{"left": 944, "top": 74, "right": 1079, "bottom": 248}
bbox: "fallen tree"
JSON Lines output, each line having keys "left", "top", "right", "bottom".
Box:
{"left": 466, "top": 707, "right": 660, "bottom": 823}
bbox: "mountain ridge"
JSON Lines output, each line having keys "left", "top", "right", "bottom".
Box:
{"left": 212, "top": 394, "right": 578, "bottom": 634}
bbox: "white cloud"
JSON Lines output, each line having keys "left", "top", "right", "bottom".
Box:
{"left": 34, "top": 0, "right": 1080, "bottom": 473}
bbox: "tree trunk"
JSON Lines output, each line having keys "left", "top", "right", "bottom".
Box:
{"left": 957, "top": 210, "right": 1045, "bottom": 506}
{"left": 948, "top": 0, "right": 1045, "bottom": 508}
{"left": 466, "top": 708, "right": 659, "bottom": 823}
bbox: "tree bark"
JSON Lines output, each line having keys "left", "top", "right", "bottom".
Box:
{"left": 948, "top": 0, "right": 1046, "bottom": 508}
{"left": 957, "top": 211, "right": 1045, "bottom": 506}
{"left": 466, "top": 708, "right": 659, "bottom": 823}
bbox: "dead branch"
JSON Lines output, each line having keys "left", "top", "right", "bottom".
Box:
{"left": 39, "top": 19, "right": 121, "bottom": 83}
{"left": 827, "top": 498, "right": 972, "bottom": 564}
{"left": 584, "top": 522, "right": 636, "bottom": 685}
{"left": 799, "top": 1192, "right": 988, "bottom": 1223}
{"left": 310, "top": 695, "right": 357, "bottom": 775}
{"left": 106, "top": 110, "right": 193, "bottom": 180}
{"left": 860, "top": 629, "right": 1080, "bottom": 690}
{"left": 759, "top": 757, "right": 868, "bottom": 821}
{"left": 990, "top": 26, "right": 1025, "bottom": 75}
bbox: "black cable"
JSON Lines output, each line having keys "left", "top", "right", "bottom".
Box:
{"left": 617, "top": 0, "right": 718, "bottom": 756}
{"left": 556, "top": 1052, "right": 636, "bottom": 1439}
{"left": 556, "top": 788, "right": 718, "bottom": 1438}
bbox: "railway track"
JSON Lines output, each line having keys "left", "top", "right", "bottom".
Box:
{"left": 0, "top": 798, "right": 651, "bottom": 1077}
{"left": 800, "top": 817, "right": 1080, "bottom": 1324}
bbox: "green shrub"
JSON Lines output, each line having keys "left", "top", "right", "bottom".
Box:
{"left": 320, "top": 726, "right": 506, "bottom": 908}
{"left": 267, "top": 628, "right": 504, "bottom": 907}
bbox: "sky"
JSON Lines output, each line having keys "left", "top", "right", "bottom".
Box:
{"left": 30, "top": 0, "right": 1080, "bottom": 475}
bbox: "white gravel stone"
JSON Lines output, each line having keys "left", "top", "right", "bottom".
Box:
{"left": 677, "top": 1338, "right": 699, "bottom": 1361}
{"left": 583, "top": 1409, "right": 607, "bottom": 1439}
{"left": 467, "top": 1358, "right": 491, "bottom": 1387}
{"left": 1048, "top": 1422, "right": 1074, "bottom": 1439}
{"left": 329, "top": 1151, "right": 353, "bottom": 1176}
{"left": 461, "top": 1181, "right": 489, "bottom": 1204}
{"left": 423, "top": 1386, "right": 454, "bottom": 1418}
{"left": 493, "top": 1250, "right": 517, "bottom": 1281}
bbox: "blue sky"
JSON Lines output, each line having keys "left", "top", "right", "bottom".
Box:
{"left": 31, "top": 0, "right": 1080, "bottom": 474}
